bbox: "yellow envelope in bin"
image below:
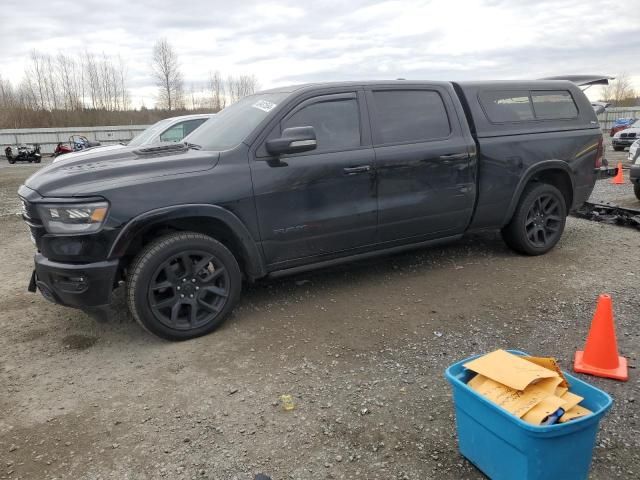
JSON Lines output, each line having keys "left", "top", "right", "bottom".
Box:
{"left": 464, "top": 350, "right": 592, "bottom": 424}
{"left": 464, "top": 350, "right": 560, "bottom": 391}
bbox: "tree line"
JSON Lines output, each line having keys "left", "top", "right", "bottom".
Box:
{"left": 599, "top": 73, "right": 639, "bottom": 108}
{"left": 0, "top": 39, "right": 260, "bottom": 129}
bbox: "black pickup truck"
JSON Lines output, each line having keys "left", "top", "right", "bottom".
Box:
{"left": 19, "top": 80, "right": 603, "bottom": 340}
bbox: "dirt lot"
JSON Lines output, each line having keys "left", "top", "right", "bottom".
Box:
{"left": 0, "top": 146, "right": 639, "bottom": 480}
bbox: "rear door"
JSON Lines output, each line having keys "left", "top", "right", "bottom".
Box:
{"left": 250, "top": 90, "right": 377, "bottom": 266}
{"left": 366, "top": 86, "right": 476, "bottom": 242}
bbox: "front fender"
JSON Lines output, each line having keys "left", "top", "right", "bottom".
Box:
{"left": 108, "top": 204, "right": 266, "bottom": 280}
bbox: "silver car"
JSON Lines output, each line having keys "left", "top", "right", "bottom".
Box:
{"left": 52, "top": 114, "right": 215, "bottom": 163}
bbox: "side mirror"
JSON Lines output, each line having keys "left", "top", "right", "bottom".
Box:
{"left": 266, "top": 126, "right": 317, "bottom": 156}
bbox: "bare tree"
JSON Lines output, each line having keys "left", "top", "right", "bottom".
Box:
{"left": 226, "top": 74, "right": 259, "bottom": 104}
{"left": 209, "top": 71, "right": 226, "bottom": 111}
{"left": 152, "top": 38, "right": 184, "bottom": 110}
{"left": 600, "top": 73, "right": 637, "bottom": 107}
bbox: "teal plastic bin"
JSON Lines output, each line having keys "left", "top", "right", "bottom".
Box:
{"left": 445, "top": 351, "right": 613, "bottom": 480}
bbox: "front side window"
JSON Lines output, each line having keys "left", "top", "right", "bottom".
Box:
{"left": 128, "top": 118, "right": 173, "bottom": 147}
{"left": 531, "top": 91, "right": 578, "bottom": 119}
{"left": 371, "top": 90, "right": 451, "bottom": 144}
{"left": 159, "top": 119, "right": 208, "bottom": 142}
{"left": 479, "top": 90, "right": 535, "bottom": 123}
{"left": 160, "top": 123, "right": 186, "bottom": 142}
{"left": 283, "top": 98, "right": 360, "bottom": 152}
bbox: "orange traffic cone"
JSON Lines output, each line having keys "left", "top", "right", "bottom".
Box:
{"left": 610, "top": 162, "right": 624, "bottom": 184}
{"left": 574, "top": 294, "right": 628, "bottom": 381}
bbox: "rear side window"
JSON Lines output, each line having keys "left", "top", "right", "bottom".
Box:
{"left": 283, "top": 98, "right": 360, "bottom": 152}
{"left": 479, "top": 91, "right": 534, "bottom": 122}
{"left": 372, "top": 90, "right": 450, "bottom": 144}
{"left": 531, "top": 91, "right": 578, "bottom": 119}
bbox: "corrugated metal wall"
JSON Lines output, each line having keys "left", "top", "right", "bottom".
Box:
{"left": 0, "top": 125, "right": 149, "bottom": 154}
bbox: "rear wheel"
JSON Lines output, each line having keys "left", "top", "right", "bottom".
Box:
{"left": 634, "top": 183, "right": 640, "bottom": 201}
{"left": 502, "top": 183, "right": 567, "bottom": 256}
{"left": 127, "top": 232, "right": 242, "bottom": 341}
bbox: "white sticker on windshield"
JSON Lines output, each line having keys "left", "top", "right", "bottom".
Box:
{"left": 252, "top": 100, "right": 277, "bottom": 112}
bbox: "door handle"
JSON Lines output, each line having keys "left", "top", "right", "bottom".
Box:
{"left": 343, "top": 165, "right": 371, "bottom": 175}
{"left": 438, "top": 152, "right": 468, "bottom": 161}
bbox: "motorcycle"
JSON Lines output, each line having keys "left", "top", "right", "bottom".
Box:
{"left": 53, "top": 142, "right": 74, "bottom": 157}
{"left": 53, "top": 135, "right": 101, "bottom": 158}
{"left": 5, "top": 144, "right": 42, "bottom": 164}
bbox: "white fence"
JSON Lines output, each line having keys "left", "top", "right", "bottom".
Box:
{"left": 597, "top": 107, "right": 640, "bottom": 131}
{"left": 0, "top": 125, "right": 149, "bottom": 154}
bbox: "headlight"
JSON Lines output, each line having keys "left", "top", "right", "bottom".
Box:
{"left": 37, "top": 201, "right": 109, "bottom": 234}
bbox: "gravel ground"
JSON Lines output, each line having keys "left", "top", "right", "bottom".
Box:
{"left": 0, "top": 151, "right": 638, "bottom": 480}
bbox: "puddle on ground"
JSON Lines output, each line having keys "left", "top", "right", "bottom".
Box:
{"left": 62, "top": 334, "right": 98, "bottom": 351}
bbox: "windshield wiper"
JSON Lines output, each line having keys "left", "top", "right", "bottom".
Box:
{"left": 184, "top": 141, "right": 202, "bottom": 150}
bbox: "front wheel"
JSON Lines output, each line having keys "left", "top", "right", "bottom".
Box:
{"left": 127, "top": 232, "right": 242, "bottom": 340}
{"left": 501, "top": 183, "right": 567, "bottom": 256}
{"left": 634, "top": 183, "right": 640, "bottom": 201}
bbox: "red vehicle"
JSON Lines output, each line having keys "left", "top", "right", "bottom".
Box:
{"left": 53, "top": 135, "right": 100, "bottom": 157}
{"left": 610, "top": 118, "right": 638, "bottom": 137}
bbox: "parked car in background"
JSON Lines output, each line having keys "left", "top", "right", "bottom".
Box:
{"left": 612, "top": 123, "right": 640, "bottom": 151}
{"left": 19, "top": 79, "right": 604, "bottom": 340}
{"left": 629, "top": 139, "right": 640, "bottom": 163}
{"left": 610, "top": 118, "right": 638, "bottom": 137}
{"left": 52, "top": 114, "right": 215, "bottom": 163}
{"left": 630, "top": 140, "right": 640, "bottom": 200}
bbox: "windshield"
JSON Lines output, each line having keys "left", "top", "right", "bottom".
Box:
{"left": 128, "top": 118, "right": 174, "bottom": 147}
{"left": 185, "top": 93, "right": 288, "bottom": 151}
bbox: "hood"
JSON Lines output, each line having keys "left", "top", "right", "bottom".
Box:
{"left": 52, "top": 144, "right": 125, "bottom": 163}
{"left": 24, "top": 144, "right": 220, "bottom": 197}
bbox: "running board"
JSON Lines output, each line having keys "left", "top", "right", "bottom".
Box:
{"left": 267, "top": 234, "right": 463, "bottom": 279}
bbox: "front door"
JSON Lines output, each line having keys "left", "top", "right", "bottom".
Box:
{"left": 250, "top": 91, "right": 377, "bottom": 267}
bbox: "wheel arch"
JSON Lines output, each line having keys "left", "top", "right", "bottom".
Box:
{"left": 502, "top": 161, "right": 574, "bottom": 227}
{"left": 109, "top": 204, "right": 267, "bottom": 281}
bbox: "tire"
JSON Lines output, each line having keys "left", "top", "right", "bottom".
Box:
{"left": 613, "top": 146, "right": 624, "bottom": 152}
{"left": 501, "top": 183, "right": 567, "bottom": 256}
{"left": 127, "top": 232, "right": 242, "bottom": 341}
{"left": 634, "top": 183, "right": 640, "bottom": 201}
{"left": 8, "top": 160, "right": 14, "bottom": 164}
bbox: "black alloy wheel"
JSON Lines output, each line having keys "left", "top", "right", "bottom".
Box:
{"left": 148, "top": 250, "right": 230, "bottom": 330}
{"left": 502, "top": 183, "right": 567, "bottom": 255}
{"left": 524, "top": 194, "right": 562, "bottom": 248}
{"left": 127, "top": 232, "right": 242, "bottom": 340}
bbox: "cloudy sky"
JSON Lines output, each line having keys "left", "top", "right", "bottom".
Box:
{"left": 2, "top": 0, "right": 639, "bottom": 106}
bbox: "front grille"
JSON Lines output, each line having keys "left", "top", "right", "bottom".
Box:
{"left": 621, "top": 132, "right": 637, "bottom": 139}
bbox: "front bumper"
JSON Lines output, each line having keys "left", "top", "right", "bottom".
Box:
{"left": 630, "top": 164, "right": 640, "bottom": 184}
{"left": 30, "top": 254, "right": 119, "bottom": 308}
{"left": 612, "top": 138, "right": 636, "bottom": 148}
